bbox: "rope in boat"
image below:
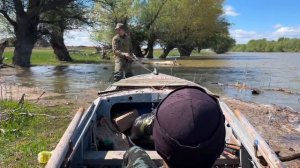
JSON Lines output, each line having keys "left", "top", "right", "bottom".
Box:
{"left": 131, "top": 55, "right": 154, "bottom": 73}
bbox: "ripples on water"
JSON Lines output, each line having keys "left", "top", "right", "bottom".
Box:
{"left": 4, "top": 52, "right": 300, "bottom": 112}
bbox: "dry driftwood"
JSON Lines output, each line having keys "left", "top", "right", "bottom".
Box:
{"left": 18, "top": 93, "right": 25, "bottom": 106}
{"left": 18, "top": 112, "right": 71, "bottom": 119}
{"left": 279, "top": 153, "right": 300, "bottom": 162}
{"left": 36, "top": 91, "right": 46, "bottom": 103}
{"left": 212, "top": 82, "right": 300, "bottom": 96}
{"left": 0, "top": 63, "right": 14, "bottom": 68}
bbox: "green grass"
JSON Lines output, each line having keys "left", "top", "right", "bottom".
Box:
{"left": 0, "top": 101, "right": 72, "bottom": 167}
{"left": 2, "top": 47, "right": 215, "bottom": 66}
{"left": 153, "top": 48, "right": 215, "bottom": 58}
{"left": 3, "top": 47, "right": 112, "bottom": 66}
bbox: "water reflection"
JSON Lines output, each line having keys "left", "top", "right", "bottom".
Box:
{"left": 52, "top": 66, "right": 69, "bottom": 93}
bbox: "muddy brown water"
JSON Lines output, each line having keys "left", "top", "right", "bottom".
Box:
{"left": 2, "top": 52, "right": 300, "bottom": 112}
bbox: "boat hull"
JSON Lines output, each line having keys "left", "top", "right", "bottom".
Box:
{"left": 46, "top": 73, "right": 285, "bottom": 168}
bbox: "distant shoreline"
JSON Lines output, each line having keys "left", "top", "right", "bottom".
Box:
{"left": 227, "top": 51, "right": 300, "bottom": 54}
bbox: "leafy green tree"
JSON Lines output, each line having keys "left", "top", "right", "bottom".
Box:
{"left": 133, "top": 0, "right": 167, "bottom": 58}
{"left": 92, "top": 0, "right": 134, "bottom": 44}
{"left": 40, "top": 3, "right": 91, "bottom": 62}
{"left": 231, "top": 38, "right": 300, "bottom": 52}
{"left": 93, "top": 0, "right": 231, "bottom": 58}
{"left": 93, "top": 0, "right": 166, "bottom": 58}
{"left": 0, "top": 0, "right": 92, "bottom": 67}
{"left": 210, "top": 34, "right": 235, "bottom": 54}
{"left": 158, "top": 0, "right": 225, "bottom": 57}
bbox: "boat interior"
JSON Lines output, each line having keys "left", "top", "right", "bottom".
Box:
{"left": 66, "top": 88, "right": 243, "bottom": 168}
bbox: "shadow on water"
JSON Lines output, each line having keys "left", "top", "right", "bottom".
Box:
{"left": 4, "top": 53, "right": 300, "bottom": 112}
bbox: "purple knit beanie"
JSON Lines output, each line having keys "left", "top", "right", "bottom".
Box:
{"left": 153, "top": 86, "right": 225, "bottom": 168}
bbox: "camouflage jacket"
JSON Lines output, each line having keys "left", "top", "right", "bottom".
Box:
{"left": 112, "top": 34, "right": 133, "bottom": 59}
{"left": 123, "top": 146, "right": 158, "bottom": 168}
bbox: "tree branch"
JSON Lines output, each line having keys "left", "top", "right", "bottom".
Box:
{"left": 19, "top": 112, "right": 71, "bottom": 119}
{"left": 0, "top": 10, "right": 17, "bottom": 27}
{"left": 145, "top": 0, "right": 168, "bottom": 29}
{"left": 13, "top": 0, "right": 26, "bottom": 16}
{"left": 28, "top": 0, "right": 74, "bottom": 18}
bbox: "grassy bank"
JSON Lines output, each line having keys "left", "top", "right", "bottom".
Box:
{"left": 0, "top": 101, "right": 72, "bottom": 167}
{"left": 2, "top": 47, "right": 215, "bottom": 66}
{"left": 153, "top": 48, "right": 215, "bottom": 57}
{"left": 3, "top": 47, "right": 111, "bottom": 66}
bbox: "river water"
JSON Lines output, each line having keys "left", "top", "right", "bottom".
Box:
{"left": 2, "top": 52, "right": 300, "bottom": 112}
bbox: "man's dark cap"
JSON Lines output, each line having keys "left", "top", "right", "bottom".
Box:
{"left": 115, "top": 23, "right": 125, "bottom": 30}
{"left": 153, "top": 86, "right": 225, "bottom": 168}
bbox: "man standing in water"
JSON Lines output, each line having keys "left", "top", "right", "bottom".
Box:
{"left": 112, "top": 23, "right": 134, "bottom": 81}
{"left": 0, "top": 40, "right": 8, "bottom": 65}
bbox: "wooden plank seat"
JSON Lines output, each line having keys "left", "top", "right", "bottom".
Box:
{"left": 83, "top": 151, "right": 240, "bottom": 167}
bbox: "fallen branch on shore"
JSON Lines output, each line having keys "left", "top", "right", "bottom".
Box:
{"left": 36, "top": 91, "right": 46, "bottom": 103}
{"left": 0, "top": 128, "right": 18, "bottom": 134}
{"left": 18, "top": 93, "right": 25, "bottom": 106}
{"left": 265, "top": 88, "right": 300, "bottom": 95}
{"left": 18, "top": 112, "right": 71, "bottom": 119}
{"left": 0, "top": 63, "right": 14, "bottom": 68}
{"left": 211, "top": 82, "right": 300, "bottom": 96}
{"left": 1, "top": 111, "right": 70, "bottom": 121}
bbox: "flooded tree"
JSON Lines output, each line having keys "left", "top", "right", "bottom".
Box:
{"left": 93, "top": 0, "right": 167, "bottom": 58}
{"left": 202, "top": 19, "right": 235, "bottom": 54}
{"left": 93, "top": 0, "right": 231, "bottom": 58}
{"left": 0, "top": 0, "right": 92, "bottom": 67}
{"left": 133, "top": 0, "right": 168, "bottom": 58}
{"left": 158, "top": 0, "right": 227, "bottom": 57}
{"left": 40, "top": 3, "right": 92, "bottom": 62}
{"left": 0, "top": 40, "right": 8, "bottom": 65}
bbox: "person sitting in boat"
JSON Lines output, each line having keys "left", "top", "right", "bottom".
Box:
{"left": 123, "top": 86, "right": 226, "bottom": 168}
{"left": 112, "top": 23, "right": 134, "bottom": 81}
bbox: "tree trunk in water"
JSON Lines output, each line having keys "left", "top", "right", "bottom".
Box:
{"left": 146, "top": 35, "right": 156, "bottom": 59}
{"left": 50, "top": 32, "right": 73, "bottom": 62}
{"left": 178, "top": 46, "right": 194, "bottom": 57}
{"left": 132, "top": 41, "right": 144, "bottom": 58}
{"left": 159, "top": 44, "right": 174, "bottom": 58}
{"left": 130, "top": 33, "right": 143, "bottom": 58}
{"left": 13, "top": 19, "right": 38, "bottom": 67}
{"left": 0, "top": 44, "right": 7, "bottom": 64}
{"left": 197, "top": 47, "right": 202, "bottom": 53}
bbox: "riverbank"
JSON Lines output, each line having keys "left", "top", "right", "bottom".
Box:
{"left": 2, "top": 47, "right": 111, "bottom": 65}
{"left": 2, "top": 47, "right": 216, "bottom": 66}
{"left": 0, "top": 100, "right": 73, "bottom": 167}
{"left": 222, "top": 97, "right": 300, "bottom": 167}
{"left": 0, "top": 80, "right": 299, "bottom": 167}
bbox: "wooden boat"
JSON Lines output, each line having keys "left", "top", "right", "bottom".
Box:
{"left": 45, "top": 73, "right": 285, "bottom": 168}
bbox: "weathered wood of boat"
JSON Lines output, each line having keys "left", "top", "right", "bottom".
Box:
{"left": 45, "top": 73, "right": 285, "bottom": 168}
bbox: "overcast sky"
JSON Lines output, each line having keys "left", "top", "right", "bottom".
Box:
{"left": 64, "top": 0, "right": 300, "bottom": 46}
